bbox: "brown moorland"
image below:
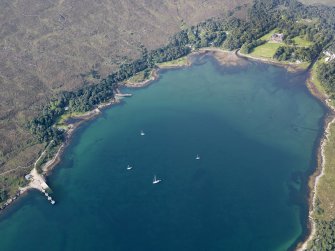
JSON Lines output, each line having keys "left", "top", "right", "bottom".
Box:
{"left": 0, "top": 0, "right": 250, "bottom": 200}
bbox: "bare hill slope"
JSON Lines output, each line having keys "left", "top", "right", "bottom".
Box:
{"left": 0, "top": 0, "right": 250, "bottom": 194}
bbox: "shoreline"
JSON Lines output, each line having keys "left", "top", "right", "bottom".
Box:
{"left": 227, "top": 48, "right": 334, "bottom": 250}
{"left": 40, "top": 97, "right": 122, "bottom": 176}
{"left": 233, "top": 47, "right": 335, "bottom": 251}
{"left": 0, "top": 98, "right": 121, "bottom": 212}
{"left": 123, "top": 69, "right": 160, "bottom": 89}
{"left": 295, "top": 83, "right": 335, "bottom": 250}
{"left": 123, "top": 55, "right": 194, "bottom": 89}
{"left": 295, "top": 116, "right": 335, "bottom": 251}
{"left": 107, "top": 50, "right": 335, "bottom": 251}
{"left": 0, "top": 48, "right": 230, "bottom": 212}
{"left": 236, "top": 49, "right": 309, "bottom": 72}
{"left": 0, "top": 47, "right": 330, "bottom": 251}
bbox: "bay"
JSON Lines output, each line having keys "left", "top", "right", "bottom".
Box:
{"left": 0, "top": 55, "right": 325, "bottom": 251}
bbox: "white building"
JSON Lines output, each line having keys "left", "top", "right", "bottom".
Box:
{"left": 324, "top": 51, "right": 335, "bottom": 62}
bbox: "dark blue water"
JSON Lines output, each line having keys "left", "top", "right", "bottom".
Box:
{"left": 0, "top": 56, "right": 325, "bottom": 251}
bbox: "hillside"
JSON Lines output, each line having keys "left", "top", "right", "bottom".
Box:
{"left": 0, "top": 0, "right": 250, "bottom": 197}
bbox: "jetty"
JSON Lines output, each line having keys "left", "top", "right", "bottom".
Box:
{"left": 115, "top": 93, "right": 133, "bottom": 97}
{"left": 115, "top": 87, "right": 132, "bottom": 97}
{"left": 28, "top": 168, "right": 56, "bottom": 205}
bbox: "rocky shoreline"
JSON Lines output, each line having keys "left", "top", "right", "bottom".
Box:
{"left": 295, "top": 93, "right": 335, "bottom": 250}
{"left": 236, "top": 49, "right": 308, "bottom": 72}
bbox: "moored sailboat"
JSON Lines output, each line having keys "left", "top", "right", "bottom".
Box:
{"left": 152, "top": 175, "right": 161, "bottom": 184}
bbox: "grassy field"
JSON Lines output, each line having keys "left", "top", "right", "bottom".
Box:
{"left": 293, "top": 36, "right": 313, "bottom": 47}
{"left": 296, "top": 18, "right": 319, "bottom": 25}
{"left": 249, "top": 29, "right": 314, "bottom": 60}
{"left": 157, "top": 56, "right": 189, "bottom": 68}
{"left": 250, "top": 42, "right": 283, "bottom": 58}
{"left": 56, "top": 111, "right": 88, "bottom": 127}
{"left": 126, "top": 70, "right": 150, "bottom": 84}
{"left": 247, "top": 29, "right": 285, "bottom": 59}
{"left": 259, "top": 29, "right": 277, "bottom": 41}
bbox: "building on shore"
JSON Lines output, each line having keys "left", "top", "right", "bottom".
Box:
{"left": 324, "top": 51, "right": 335, "bottom": 62}
{"left": 270, "top": 33, "right": 284, "bottom": 43}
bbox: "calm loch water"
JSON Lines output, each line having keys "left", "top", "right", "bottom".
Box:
{"left": 0, "top": 56, "right": 325, "bottom": 251}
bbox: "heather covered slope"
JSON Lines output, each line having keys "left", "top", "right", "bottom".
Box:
{"left": 0, "top": 0, "right": 250, "bottom": 178}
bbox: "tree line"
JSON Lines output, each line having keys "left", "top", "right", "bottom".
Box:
{"left": 317, "top": 60, "right": 335, "bottom": 98}
{"left": 27, "top": 18, "right": 230, "bottom": 144}
{"left": 28, "top": 0, "right": 335, "bottom": 146}
{"left": 307, "top": 219, "right": 335, "bottom": 251}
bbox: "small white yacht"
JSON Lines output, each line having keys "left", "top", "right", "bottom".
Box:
{"left": 152, "top": 175, "right": 161, "bottom": 184}
{"left": 127, "top": 165, "right": 133, "bottom": 170}
{"left": 196, "top": 154, "right": 200, "bottom": 160}
{"left": 140, "top": 130, "right": 145, "bottom": 136}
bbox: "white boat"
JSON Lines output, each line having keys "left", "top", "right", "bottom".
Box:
{"left": 140, "top": 130, "right": 145, "bottom": 136}
{"left": 196, "top": 154, "right": 200, "bottom": 160}
{"left": 127, "top": 165, "right": 133, "bottom": 170}
{"left": 152, "top": 175, "right": 161, "bottom": 184}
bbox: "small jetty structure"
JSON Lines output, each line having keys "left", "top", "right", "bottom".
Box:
{"left": 30, "top": 168, "right": 56, "bottom": 205}
{"left": 115, "top": 88, "right": 132, "bottom": 97}
{"left": 115, "top": 93, "right": 133, "bottom": 97}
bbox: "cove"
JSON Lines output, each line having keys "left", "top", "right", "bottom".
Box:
{"left": 0, "top": 55, "right": 325, "bottom": 251}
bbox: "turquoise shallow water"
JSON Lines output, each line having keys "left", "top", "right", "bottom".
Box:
{"left": 0, "top": 56, "right": 325, "bottom": 251}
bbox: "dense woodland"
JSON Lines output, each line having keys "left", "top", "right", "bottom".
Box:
{"left": 26, "top": 1, "right": 335, "bottom": 249}
{"left": 307, "top": 219, "right": 335, "bottom": 251}
{"left": 317, "top": 42, "right": 335, "bottom": 98}
{"left": 317, "top": 61, "right": 335, "bottom": 97}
